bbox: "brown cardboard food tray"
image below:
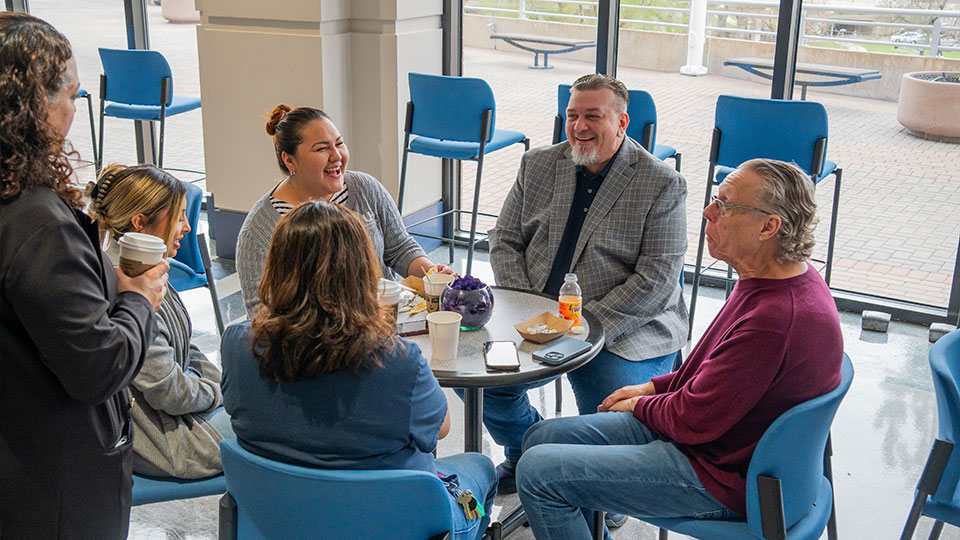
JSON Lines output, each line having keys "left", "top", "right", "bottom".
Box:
{"left": 514, "top": 312, "right": 575, "bottom": 343}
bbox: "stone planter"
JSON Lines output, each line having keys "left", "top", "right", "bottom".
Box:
{"left": 161, "top": 0, "right": 200, "bottom": 24}
{"left": 897, "top": 72, "right": 960, "bottom": 143}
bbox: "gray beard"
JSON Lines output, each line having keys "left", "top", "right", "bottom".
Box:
{"left": 570, "top": 144, "right": 599, "bottom": 167}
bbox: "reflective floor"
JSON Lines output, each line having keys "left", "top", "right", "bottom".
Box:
{"left": 130, "top": 243, "right": 955, "bottom": 539}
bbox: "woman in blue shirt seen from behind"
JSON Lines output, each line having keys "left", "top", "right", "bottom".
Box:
{"left": 221, "top": 200, "right": 496, "bottom": 540}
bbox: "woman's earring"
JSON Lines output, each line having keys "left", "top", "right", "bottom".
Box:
{"left": 290, "top": 170, "right": 296, "bottom": 176}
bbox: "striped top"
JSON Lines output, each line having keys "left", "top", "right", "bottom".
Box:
{"left": 270, "top": 186, "right": 349, "bottom": 215}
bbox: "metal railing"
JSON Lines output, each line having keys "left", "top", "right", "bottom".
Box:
{"left": 464, "top": 0, "right": 960, "bottom": 55}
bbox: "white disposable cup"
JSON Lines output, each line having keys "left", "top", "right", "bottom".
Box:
{"left": 117, "top": 232, "right": 167, "bottom": 277}
{"left": 427, "top": 311, "right": 462, "bottom": 361}
{"left": 423, "top": 274, "right": 456, "bottom": 313}
{"left": 378, "top": 278, "right": 402, "bottom": 323}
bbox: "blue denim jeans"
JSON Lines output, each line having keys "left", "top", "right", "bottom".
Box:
{"left": 516, "top": 412, "right": 738, "bottom": 540}
{"left": 435, "top": 452, "right": 497, "bottom": 540}
{"left": 459, "top": 349, "right": 678, "bottom": 463}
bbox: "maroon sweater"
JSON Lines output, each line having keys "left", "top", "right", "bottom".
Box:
{"left": 633, "top": 264, "right": 843, "bottom": 515}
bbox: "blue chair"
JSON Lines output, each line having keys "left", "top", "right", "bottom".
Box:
{"left": 901, "top": 329, "right": 960, "bottom": 540}
{"left": 397, "top": 73, "right": 529, "bottom": 276}
{"left": 598, "top": 353, "right": 852, "bottom": 540}
{"left": 97, "top": 48, "right": 201, "bottom": 169}
{"left": 132, "top": 472, "right": 226, "bottom": 506}
{"left": 552, "top": 84, "right": 681, "bottom": 171}
{"left": 688, "top": 95, "right": 843, "bottom": 340}
{"left": 169, "top": 181, "right": 224, "bottom": 335}
{"left": 75, "top": 89, "right": 98, "bottom": 168}
{"left": 218, "top": 439, "right": 456, "bottom": 540}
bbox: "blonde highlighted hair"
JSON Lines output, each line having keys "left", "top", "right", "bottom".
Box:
{"left": 86, "top": 163, "right": 187, "bottom": 249}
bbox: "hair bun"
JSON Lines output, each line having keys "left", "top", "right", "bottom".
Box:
{"left": 266, "top": 104, "right": 292, "bottom": 136}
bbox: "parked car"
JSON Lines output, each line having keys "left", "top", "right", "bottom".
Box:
{"left": 891, "top": 31, "right": 926, "bottom": 44}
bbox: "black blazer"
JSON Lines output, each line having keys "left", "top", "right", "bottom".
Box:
{"left": 0, "top": 188, "right": 155, "bottom": 539}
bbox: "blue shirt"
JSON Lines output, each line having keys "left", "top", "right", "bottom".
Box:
{"left": 543, "top": 143, "right": 622, "bottom": 296}
{"left": 220, "top": 322, "right": 447, "bottom": 473}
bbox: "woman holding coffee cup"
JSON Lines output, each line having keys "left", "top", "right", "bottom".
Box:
{"left": 222, "top": 201, "right": 495, "bottom": 540}
{"left": 87, "top": 163, "right": 232, "bottom": 479}
{"left": 0, "top": 13, "right": 167, "bottom": 539}
{"left": 236, "top": 104, "right": 454, "bottom": 318}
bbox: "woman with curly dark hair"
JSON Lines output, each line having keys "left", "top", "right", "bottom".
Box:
{"left": 221, "top": 201, "right": 496, "bottom": 540}
{"left": 0, "top": 13, "right": 168, "bottom": 539}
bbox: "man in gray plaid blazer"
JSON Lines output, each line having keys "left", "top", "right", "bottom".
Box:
{"left": 485, "top": 74, "right": 688, "bottom": 495}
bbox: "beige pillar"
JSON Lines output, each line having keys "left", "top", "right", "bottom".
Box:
{"left": 196, "top": 0, "right": 443, "bottom": 257}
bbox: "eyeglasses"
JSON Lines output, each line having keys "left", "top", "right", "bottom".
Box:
{"left": 710, "top": 195, "right": 775, "bottom": 217}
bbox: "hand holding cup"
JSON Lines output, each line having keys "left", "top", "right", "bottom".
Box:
{"left": 116, "top": 259, "right": 169, "bottom": 312}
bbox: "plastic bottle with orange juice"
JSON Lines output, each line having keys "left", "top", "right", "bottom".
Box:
{"left": 558, "top": 273, "right": 583, "bottom": 326}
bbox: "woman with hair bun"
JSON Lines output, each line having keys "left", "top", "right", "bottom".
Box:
{"left": 236, "top": 104, "right": 454, "bottom": 317}
{"left": 0, "top": 13, "right": 167, "bottom": 539}
{"left": 88, "top": 163, "right": 232, "bottom": 480}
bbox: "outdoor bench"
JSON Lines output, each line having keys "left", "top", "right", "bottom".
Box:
{"left": 724, "top": 57, "right": 882, "bottom": 100}
{"left": 490, "top": 33, "right": 596, "bottom": 69}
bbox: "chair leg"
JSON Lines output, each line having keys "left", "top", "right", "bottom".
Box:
{"left": 825, "top": 168, "right": 842, "bottom": 286}
{"left": 592, "top": 510, "right": 605, "bottom": 540}
{"left": 824, "top": 433, "right": 838, "bottom": 540}
{"left": 218, "top": 493, "right": 238, "bottom": 540}
{"left": 659, "top": 528, "right": 670, "bottom": 540}
{"left": 688, "top": 172, "right": 715, "bottom": 341}
{"left": 97, "top": 105, "right": 105, "bottom": 172}
{"left": 466, "top": 152, "right": 485, "bottom": 276}
{"left": 928, "top": 521, "right": 944, "bottom": 540}
{"left": 198, "top": 233, "right": 224, "bottom": 335}
{"left": 673, "top": 152, "right": 681, "bottom": 173}
{"left": 554, "top": 377, "right": 562, "bottom": 415}
{"left": 82, "top": 93, "right": 98, "bottom": 169}
{"left": 523, "top": 138, "right": 530, "bottom": 151}
{"left": 158, "top": 114, "right": 166, "bottom": 169}
{"left": 900, "top": 439, "right": 954, "bottom": 540}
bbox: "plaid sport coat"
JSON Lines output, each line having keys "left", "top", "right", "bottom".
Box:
{"left": 488, "top": 137, "right": 688, "bottom": 361}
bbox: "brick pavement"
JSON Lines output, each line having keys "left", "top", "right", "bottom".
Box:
{"left": 40, "top": 0, "right": 960, "bottom": 307}
{"left": 464, "top": 46, "right": 960, "bottom": 307}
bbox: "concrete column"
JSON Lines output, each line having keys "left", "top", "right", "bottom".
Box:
{"left": 681, "top": 0, "right": 708, "bottom": 76}
{"left": 196, "top": 0, "right": 443, "bottom": 257}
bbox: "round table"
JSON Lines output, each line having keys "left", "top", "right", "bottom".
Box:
{"left": 405, "top": 286, "right": 605, "bottom": 453}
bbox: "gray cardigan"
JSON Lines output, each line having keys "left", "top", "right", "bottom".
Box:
{"left": 236, "top": 170, "right": 426, "bottom": 318}
{"left": 107, "top": 246, "right": 224, "bottom": 479}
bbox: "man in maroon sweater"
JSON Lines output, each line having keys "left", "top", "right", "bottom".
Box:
{"left": 516, "top": 158, "right": 844, "bottom": 540}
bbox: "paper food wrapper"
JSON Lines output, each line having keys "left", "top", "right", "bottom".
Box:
{"left": 401, "top": 275, "right": 426, "bottom": 296}
{"left": 514, "top": 312, "right": 576, "bottom": 344}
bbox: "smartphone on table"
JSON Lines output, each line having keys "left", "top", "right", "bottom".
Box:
{"left": 532, "top": 337, "right": 591, "bottom": 366}
{"left": 483, "top": 341, "right": 521, "bottom": 372}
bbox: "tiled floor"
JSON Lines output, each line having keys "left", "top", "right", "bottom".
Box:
{"left": 124, "top": 240, "right": 957, "bottom": 540}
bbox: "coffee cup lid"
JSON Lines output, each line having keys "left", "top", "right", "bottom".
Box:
{"left": 118, "top": 232, "right": 167, "bottom": 253}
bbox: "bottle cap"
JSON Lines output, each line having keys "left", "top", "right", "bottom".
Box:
{"left": 565, "top": 273, "right": 577, "bottom": 281}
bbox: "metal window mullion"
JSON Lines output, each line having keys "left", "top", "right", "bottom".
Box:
{"left": 596, "top": 0, "right": 620, "bottom": 76}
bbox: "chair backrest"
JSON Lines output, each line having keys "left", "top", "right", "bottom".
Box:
{"left": 99, "top": 48, "right": 174, "bottom": 106}
{"left": 172, "top": 181, "right": 204, "bottom": 275}
{"left": 219, "top": 439, "right": 455, "bottom": 540}
{"left": 407, "top": 72, "right": 497, "bottom": 143}
{"left": 713, "top": 94, "right": 829, "bottom": 177}
{"left": 929, "top": 329, "right": 960, "bottom": 505}
{"left": 744, "top": 353, "right": 853, "bottom": 538}
{"left": 553, "top": 84, "right": 658, "bottom": 153}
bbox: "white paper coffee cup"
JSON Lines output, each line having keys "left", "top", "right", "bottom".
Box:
{"left": 423, "top": 274, "right": 455, "bottom": 313}
{"left": 378, "top": 278, "right": 402, "bottom": 323}
{"left": 427, "top": 311, "right": 461, "bottom": 361}
{"left": 117, "top": 232, "right": 167, "bottom": 277}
